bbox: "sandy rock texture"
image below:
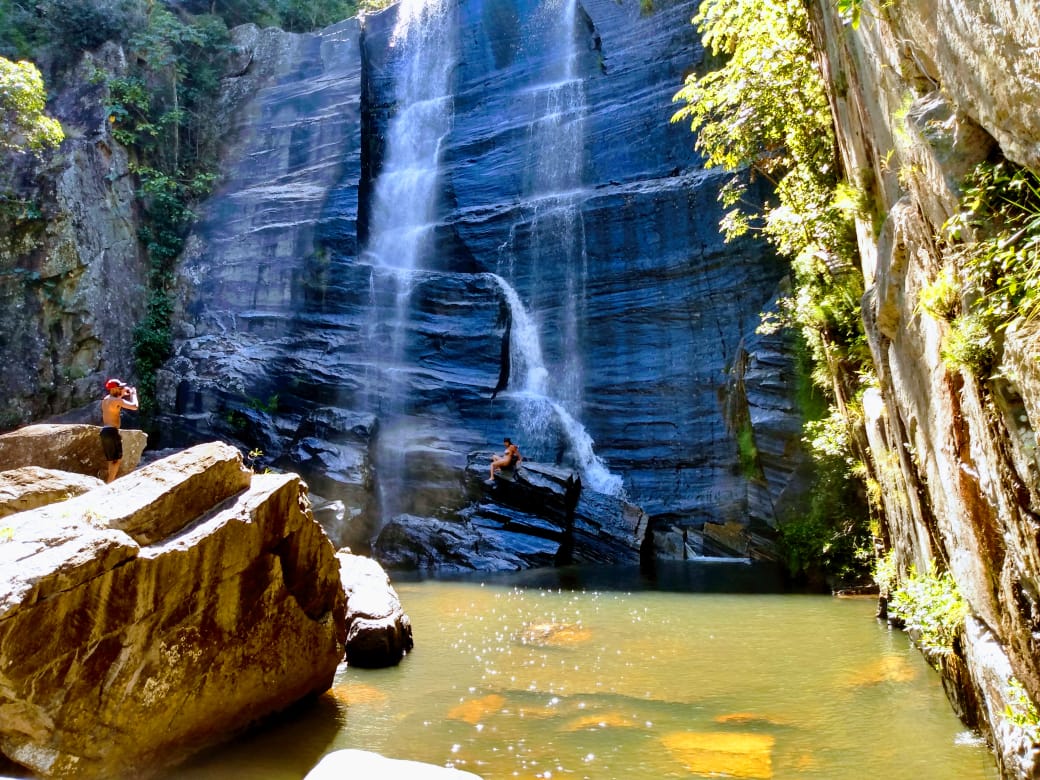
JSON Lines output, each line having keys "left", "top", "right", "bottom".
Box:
{"left": 0, "top": 441, "right": 347, "bottom": 779}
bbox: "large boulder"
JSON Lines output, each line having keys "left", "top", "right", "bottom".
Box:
{"left": 0, "top": 423, "right": 147, "bottom": 481}
{"left": 0, "top": 441, "right": 347, "bottom": 779}
{"left": 337, "top": 552, "right": 414, "bottom": 668}
{"left": 0, "top": 466, "right": 103, "bottom": 518}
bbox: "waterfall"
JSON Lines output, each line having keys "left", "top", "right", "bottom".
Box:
{"left": 366, "top": 0, "right": 455, "bottom": 273}
{"left": 362, "top": 0, "right": 458, "bottom": 519}
{"left": 494, "top": 0, "right": 624, "bottom": 496}
{"left": 489, "top": 274, "right": 624, "bottom": 497}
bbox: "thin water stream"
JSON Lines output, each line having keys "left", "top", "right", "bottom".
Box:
{"left": 176, "top": 565, "right": 997, "bottom": 779}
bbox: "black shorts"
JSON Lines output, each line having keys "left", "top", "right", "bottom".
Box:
{"left": 100, "top": 426, "right": 123, "bottom": 462}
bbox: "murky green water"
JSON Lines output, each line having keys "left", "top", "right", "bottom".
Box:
{"left": 177, "top": 564, "right": 997, "bottom": 779}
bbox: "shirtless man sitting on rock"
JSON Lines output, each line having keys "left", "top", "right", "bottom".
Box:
{"left": 489, "top": 437, "right": 522, "bottom": 482}
{"left": 100, "top": 378, "right": 138, "bottom": 483}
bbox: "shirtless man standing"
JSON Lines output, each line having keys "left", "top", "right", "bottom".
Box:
{"left": 100, "top": 378, "right": 138, "bottom": 483}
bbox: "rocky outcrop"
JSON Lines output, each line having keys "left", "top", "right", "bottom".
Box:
{"left": 337, "top": 551, "right": 414, "bottom": 667}
{"left": 810, "top": 0, "right": 1040, "bottom": 774}
{"left": 373, "top": 459, "right": 647, "bottom": 571}
{"left": 305, "top": 749, "right": 483, "bottom": 780}
{"left": 0, "top": 466, "right": 102, "bottom": 518}
{"left": 0, "top": 441, "right": 347, "bottom": 779}
{"left": 0, "top": 423, "right": 147, "bottom": 481}
{"left": 0, "top": 43, "right": 147, "bottom": 429}
{"left": 158, "top": 0, "right": 806, "bottom": 565}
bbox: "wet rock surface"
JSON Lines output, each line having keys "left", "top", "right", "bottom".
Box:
{"left": 159, "top": 0, "right": 805, "bottom": 566}
{"left": 373, "top": 458, "right": 646, "bottom": 572}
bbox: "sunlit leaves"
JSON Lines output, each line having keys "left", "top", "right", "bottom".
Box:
{"left": 0, "top": 57, "right": 64, "bottom": 153}
{"left": 888, "top": 565, "right": 967, "bottom": 657}
{"left": 670, "top": 0, "right": 849, "bottom": 262}
{"left": 836, "top": 0, "right": 862, "bottom": 28}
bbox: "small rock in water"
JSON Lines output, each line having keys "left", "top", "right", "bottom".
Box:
{"left": 305, "top": 749, "right": 484, "bottom": 779}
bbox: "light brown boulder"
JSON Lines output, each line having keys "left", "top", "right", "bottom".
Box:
{"left": 0, "top": 442, "right": 347, "bottom": 779}
{"left": 0, "top": 466, "right": 103, "bottom": 518}
{"left": 0, "top": 423, "right": 147, "bottom": 481}
{"left": 337, "top": 551, "right": 414, "bottom": 668}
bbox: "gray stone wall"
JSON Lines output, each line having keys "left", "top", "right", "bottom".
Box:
{"left": 811, "top": 0, "right": 1040, "bottom": 772}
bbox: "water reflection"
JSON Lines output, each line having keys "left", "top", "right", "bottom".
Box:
{"left": 175, "top": 564, "right": 997, "bottom": 780}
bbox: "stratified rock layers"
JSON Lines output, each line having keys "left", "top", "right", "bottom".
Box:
{"left": 810, "top": 0, "right": 1040, "bottom": 774}
{"left": 162, "top": 0, "right": 803, "bottom": 561}
{"left": 0, "top": 442, "right": 347, "bottom": 779}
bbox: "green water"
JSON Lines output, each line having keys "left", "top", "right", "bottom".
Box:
{"left": 178, "top": 565, "right": 998, "bottom": 779}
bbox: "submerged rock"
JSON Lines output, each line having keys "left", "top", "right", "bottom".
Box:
{"left": 0, "top": 441, "right": 347, "bottom": 779}
{"left": 0, "top": 423, "right": 147, "bottom": 481}
{"left": 660, "top": 731, "right": 775, "bottom": 779}
{"left": 337, "top": 551, "right": 413, "bottom": 668}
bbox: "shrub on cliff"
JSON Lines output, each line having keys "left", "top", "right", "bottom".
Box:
{"left": 0, "top": 57, "right": 63, "bottom": 153}
{"left": 940, "top": 159, "right": 1040, "bottom": 374}
{"left": 888, "top": 564, "right": 967, "bottom": 658}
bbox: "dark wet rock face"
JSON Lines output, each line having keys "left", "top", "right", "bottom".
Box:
{"left": 373, "top": 459, "right": 646, "bottom": 571}
{"left": 161, "top": 0, "right": 807, "bottom": 567}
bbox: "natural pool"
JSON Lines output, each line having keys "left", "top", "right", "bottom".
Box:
{"left": 177, "top": 563, "right": 998, "bottom": 779}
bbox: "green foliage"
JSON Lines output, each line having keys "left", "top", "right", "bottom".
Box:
{"left": 0, "top": 57, "right": 64, "bottom": 153}
{"left": 672, "top": 0, "right": 866, "bottom": 383}
{"left": 942, "top": 313, "right": 996, "bottom": 373}
{"left": 671, "top": 0, "right": 851, "bottom": 259}
{"left": 1005, "top": 677, "right": 1040, "bottom": 744}
{"left": 248, "top": 394, "right": 280, "bottom": 414}
{"left": 916, "top": 267, "right": 960, "bottom": 321}
{"left": 673, "top": 0, "right": 874, "bottom": 585}
{"left": 0, "top": 0, "right": 139, "bottom": 72}
{"left": 888, "top": 563, "right": 968, "bottom": 656}
{"left": 130, "top": 165, "right": 214, "bottom": 396}
{"left": 735, "top": 421, "right": 759, "bottom": 478}
{"left": 175, "top": 0, "right": 358, "bottom": 30}
{"left": 86, "top": 5, "right": 226, "bottom": 402}
{"left": 778, "top": 400, "right": 873, "bottom": 587}
{"left": 357, "top": 0, "right": 394, "bottom": 13}
{"left": 836, "top": 0, "right": 862, "bottom": 28}
{"left": 945, "top": 160, "right": 1040, "bottom": 338}
{"left": 872, "top": 549, "right": 897, "bottom": 594}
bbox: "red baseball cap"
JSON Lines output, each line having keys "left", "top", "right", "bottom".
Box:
{"left": 105, "top": 378, "right": 126, "bottom": 390}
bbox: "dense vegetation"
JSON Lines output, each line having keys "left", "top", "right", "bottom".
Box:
{"left": 0, "top": 56, "right": 63, "bottom": 153}
{"left": 672, "top": 0, "right": 874, "bottom": 586}
{"left": 937, "top": 160, "right": 1040, "bottom": 373}
{"left": 0, "top": 0, "right": 362, "bottom": 405}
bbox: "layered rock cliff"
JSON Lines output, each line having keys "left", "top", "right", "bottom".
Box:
{"left": 156, "top": 0, "right": 809, "bottom": 563}
{"left": 809, "top": 0, "right": 1040, "bottom": 774}
{"left": 0, "top": 44, "right": 146, "bottom": 428}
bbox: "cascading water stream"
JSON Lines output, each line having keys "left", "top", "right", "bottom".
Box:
{"left": 495, "top": 0, "right": 624, "bottom": 496}
{"left": 489, "top": 274, "right": 623, "bottom": 496}
{"left": 362, "top": 0, "right": 457, "bottom": 519}
{"left": 366, "top": 0, "right": 455, "bottom": 274}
